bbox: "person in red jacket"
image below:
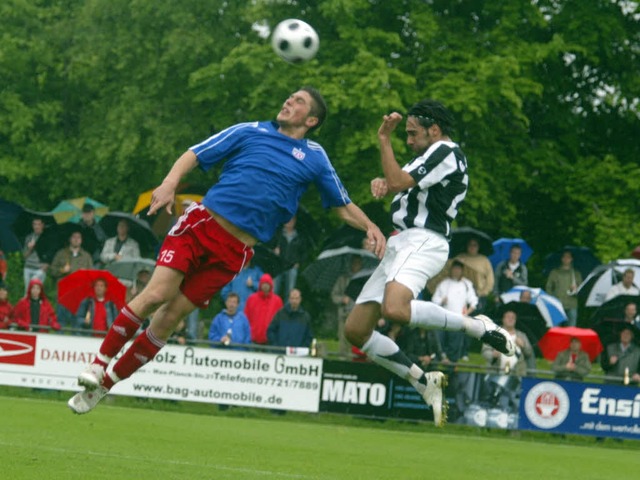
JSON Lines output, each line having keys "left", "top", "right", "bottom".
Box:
{"left": 14, "top": 278, "right": 60, "bottom": 333}
{"left": 0, "top": 282, "right": 13, "bottom": 329}
{"left": 244, "top": 273, "right": 283, "bottom": 345}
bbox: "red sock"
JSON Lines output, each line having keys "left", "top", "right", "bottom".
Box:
{"left": 103, "top": 329, "right": 165, "bottom": 389}
{"left": 93, "top": 306, "right": 144, "bottom": 367}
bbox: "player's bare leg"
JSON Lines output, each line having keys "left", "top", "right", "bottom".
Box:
{"left": 68, "top": 269, "right": 194, "bottom": 414}
{"left": 76, "top": 266, "right": 185, "bottom": 390}
{"left": 345, "top": 296, "right": 448, "bottom": 427}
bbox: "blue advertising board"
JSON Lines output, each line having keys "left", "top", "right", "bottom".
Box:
{"left": 519, "top": 377, "right": 640, "bottom": 440}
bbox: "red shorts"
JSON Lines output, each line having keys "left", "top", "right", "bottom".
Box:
{"left": 157, "top": 204, "right": 253, "bottom": 308}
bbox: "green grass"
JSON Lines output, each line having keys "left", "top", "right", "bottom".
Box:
{"left": 1, "top": 394, "right": 638, "bottom": 480}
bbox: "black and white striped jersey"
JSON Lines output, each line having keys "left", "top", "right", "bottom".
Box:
{"left": 390, "top": 140, "right": 468, "bottom": 238}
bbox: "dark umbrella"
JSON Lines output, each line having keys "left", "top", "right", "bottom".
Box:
{"left": 34, "top": 223, "right": 98, "bottom": 264}
{"left": 543, "top": 245, "right": 601, "bottom": 279}
{"left": 497, "top": 301, "right": 548, "bottom": 346}
{"left": 322, "top": 225, "right": 367, "bottom": 250}
{"left": 57, "top": 269, "right": 126, "bottom": 314}
{"left": 11, "top": 207, "right": 56, "bottom": 240}
{"left": 0, "top": 199, "right": 23, "bottom": 253}
{"left": 449, "top": 227, "right": 493, "bottom": 257}
{"left": 251, "top": 244, "right": 294, "bottom": 278}
{"left": 302, "top": 246, "right": 380, "bottom": 293}
{"left": 345, "top": 268, "right": 376, "bottom": 300}
{"left": 99, "top": 212, "right": 159, "bottom": 257}
{"left": 593, "top": 319, "right": 640, "bottom": 348}
{"left": 105, "top": 258, "right": 157, "bottom": 284}
{"left": 632, "top": 245, "right": 640, "bottom": 260}
{"left": 588, "top": 294, "right": 640, "bottom": 325}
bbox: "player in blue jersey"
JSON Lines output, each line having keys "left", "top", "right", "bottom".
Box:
{"left": 344, "top": 100, "right": 515, "bottom": 427}
{"left": 68, "top": 87, "right": 386, "bottom": 414}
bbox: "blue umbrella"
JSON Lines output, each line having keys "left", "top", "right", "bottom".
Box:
{"left": 489, "top": 238, "right": 533, "bottom": 268}
{"left": 500, "top": 286, "right": 567, "bottom": 327}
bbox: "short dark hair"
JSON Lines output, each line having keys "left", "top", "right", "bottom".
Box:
{"left": 226, "top": 292, "right": 240, "bottom": 301}
{"left": 407, "top": 99, "right": 455, "bottom": 136}
{"left": 301, "top": 86, "right": 327, "bottom": 132}
{"left": 82, "top": 203, "right": 95, "bottom": 213}
{"left": 451, "top": 260, "right": 464, "bottom": 269}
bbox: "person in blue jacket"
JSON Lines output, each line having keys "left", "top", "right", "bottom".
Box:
{"left": 208, "top": 292, "right": 251, "bottom": 348}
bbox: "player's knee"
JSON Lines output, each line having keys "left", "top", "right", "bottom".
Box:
{"left": 344, "top": 317, "right": 365, "bottom": 348}
{"left": 137, "top": 288, "right": 169, "bottom": 311}
{"left": 381, "top": 301, "right": 410, "bottom": 324}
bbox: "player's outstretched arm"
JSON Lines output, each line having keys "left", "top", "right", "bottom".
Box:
{"left": 333, "top": 203, "right": 386, "bottom": 258}
{"left": 149, "top": 150, "right": 199, "bottom": 216}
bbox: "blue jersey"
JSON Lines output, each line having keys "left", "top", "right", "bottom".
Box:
{"left": 190, "top": 121, "right": 351, "bottom": 243}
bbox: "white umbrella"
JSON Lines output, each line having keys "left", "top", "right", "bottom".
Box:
{"left": 576, "top": 258, "right": 640, "bottom": 307}
{"left": 500, "top": 286, "right": 567, "bottom": 327}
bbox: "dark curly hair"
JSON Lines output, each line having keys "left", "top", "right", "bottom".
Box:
{"left": 407, "top": 99, "right": 455, "bottom": 136}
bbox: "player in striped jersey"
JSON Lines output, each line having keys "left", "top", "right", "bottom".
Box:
{"left": 345, "top": 100, "right": 515, "bottom": 426}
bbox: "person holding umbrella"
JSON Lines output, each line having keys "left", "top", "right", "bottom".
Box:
{"left": 68, "top": 87, "right": 386, "bottom": 414}
{"left": 545, "top": 249, "right": 582, "bottom": 326}
{"left": 601, "top": 325, "right": 640, "bottom": 384}
{"left": 343, "top": 99, "right": 515, "bottom": 427}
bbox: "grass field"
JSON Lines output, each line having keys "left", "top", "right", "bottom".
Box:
{"left": 1, "top": 394, "right": 639, "bottom": 480}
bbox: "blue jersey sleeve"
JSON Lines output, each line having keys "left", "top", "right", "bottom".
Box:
{"left": 310, "top": 143, "right": 351, "bottom": 208}
{"left": 190, "top": 122, "right": 259, "bottom": 172}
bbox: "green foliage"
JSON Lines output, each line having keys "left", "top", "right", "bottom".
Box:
{"left": 1, "top": 0, "right": 639, "bottom": 265}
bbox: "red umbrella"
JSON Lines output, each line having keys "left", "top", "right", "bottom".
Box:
{"left": 57, "top": 269, "right": 126, "bottom": 314}
{"left": 538, "top": 327, "right": 603, "bottom": 362}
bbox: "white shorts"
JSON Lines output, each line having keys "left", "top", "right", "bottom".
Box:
{"left": 356, "top": 228, "right": 449, "bottom": 304}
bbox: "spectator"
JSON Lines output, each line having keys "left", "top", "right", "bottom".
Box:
{"left": 127, "top": 269, "right": 151, "bottom": 302}
{"left": 75, "top": 278, "right": 119, "bottom": 337}
{"left": 78, "top": 203, "right": 107, "bottom": 266}
{"left": 14, "top": 278, "right": 60, "bottom": 333}
{"left": 551, "top": 337, "right": 592, "bottom": 381}
{"left": 0, "top": 282, "right": 13, "bottom": 329}
{"left": 267, "top": 289, "right": 313, "bottom": 348}
{"left": 431, "top": 260, "right": 478, "bottom": 363}
{"left": 396, "top": 326, "right": 444, "bottom": 372}
{"left": 601, "top": 325, "right": 640, "bottom": 384}
{"left": 100, "top": 219, "right": 140, "bottom": 265}
{"left": 50, "top": 230, "right": 93, "bottom": 282}
{"left": 545, "top": 250, "right": 582, "bottom": 326}
{"left": 208, "top": 292, "right": 251, "bottom": 348}
{"left": 271, "top": 215, "right": 310, "bottom": 298}
{"left": 331, "top": 255, "right": 364, "bottom": 358}
{"left": 455, "top": 237, "right": 494, "bottom": 314}
{"left": 168, "top": 319, "right": 189, "bottom": 345}
{"left": 22, "top": 217, "right": 48, "bottom": 292}
{"left": 519, "top": 289, "right": 532, "bottom": 303}
{"left": 244, "top": 273, "right": 283, "bottom": 345}
{"left": 220, "top": 260, "right": 263, "bottom": 311}
{"left": 481, "top": 309, "right": 534, "bottom": 376}
{"left": 623, "top": 302, "right": 640, "bottom": 327}
{"left": 494, "top": 245, "right": 528, "bottom": 297}
{"left": 605, "top": 269, "right": 640, "bottom": 302}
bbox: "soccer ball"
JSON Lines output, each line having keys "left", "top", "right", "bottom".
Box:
{"left": 271, "top": 19, "right": 319, "bottom": 63}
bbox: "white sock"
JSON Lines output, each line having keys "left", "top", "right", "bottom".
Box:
{"left": 362, "top": 331, "right": 425, "bottom": 392}
{"left": 409, "top": 300, "right": 485, "bottom": 338}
